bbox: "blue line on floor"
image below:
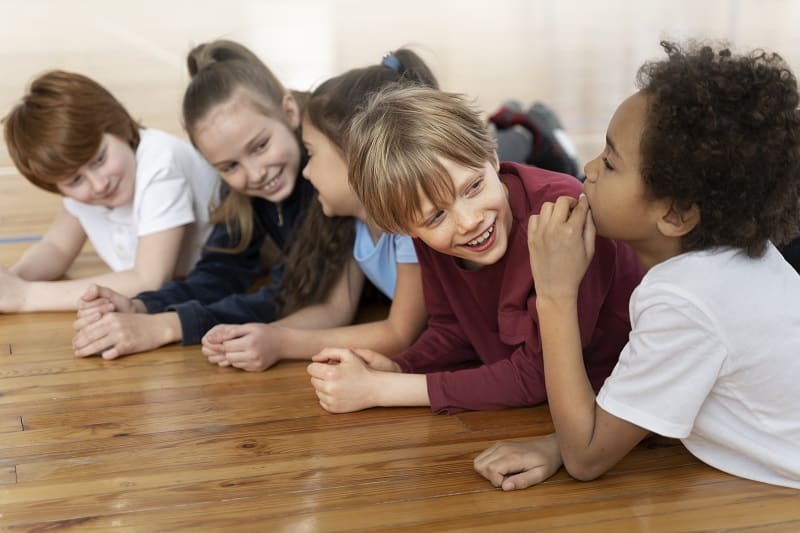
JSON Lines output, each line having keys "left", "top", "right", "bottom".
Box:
{"left": 0, "top": 235, "right": 41, "bottom": 244}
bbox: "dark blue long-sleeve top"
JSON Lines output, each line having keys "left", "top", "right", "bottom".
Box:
{"left": 136, "top": 176, "right": 316, "bottom": 344}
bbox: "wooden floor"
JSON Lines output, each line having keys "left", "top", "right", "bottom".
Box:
{"left": 2, "top": 1, "right": 800, "bottom": 531}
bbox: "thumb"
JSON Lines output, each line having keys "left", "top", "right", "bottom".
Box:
{"left": 80, "top": 284, "right": 100, "bottom": 302}
{"left": 351, "top": 347, "right": 382, "bottom": 363}
{"left": 500, "top": 466, "right": 550, "bottom": 491}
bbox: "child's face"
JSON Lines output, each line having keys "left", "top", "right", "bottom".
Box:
{"left": 56, "top": 133, "right": 137, "bottom": 208}
{"left": 301, "top": 118, "right": 363, "bottom": 219}
{"left": 410, "top": 157, "right": 512, "bottom": 269}
{"left": 583, "top": 92, "right": 662, "bottom": 244}
{"left": 194, "top": 92, "right": 301, "bottom": 203}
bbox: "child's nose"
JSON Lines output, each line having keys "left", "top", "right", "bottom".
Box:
{"left": 583, "top": 159, "right": 598, "bottom": 183}
{"left": 243, "top": 158, "right": 265, "bottom": 186}
{"left": 455, "top": 206, "right": 483, "bottom": 234}
{"left": 86, "top": 171, "right": 110, "bottom": 193}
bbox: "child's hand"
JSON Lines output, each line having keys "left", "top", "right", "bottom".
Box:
{"left": 200, "top": 325, "right": 231, "bottom": 367}
{"left": 0, "top": 267, "right": 28, "bottom": 313}
{"left": 349, "top": 348, "right": 401, "bottom": 373}
{"left": 473, "top": 433, "right": 563, "bottom": 491}
{"left": 201, "top": 323, "right": 281, "bottom": 372}
{"left": 71, "top": 312, "right": 172, "bottom": 359}
{"left": 307, "top": 347, "right": 383, "bottom": 413}
{"left": 527, "top": 194, "right": 596, "bottom": 302}
{"left": 75, "top": 284, "right": 143, "bottom": 325}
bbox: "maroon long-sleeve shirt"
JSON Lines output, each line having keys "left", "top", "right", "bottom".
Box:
{"left": 393, "top": 163, "right": 643, "bottom": 414}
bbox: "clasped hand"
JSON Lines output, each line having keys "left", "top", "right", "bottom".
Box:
{"left": 527, "top": 194, "right": 596, "bottom": 302}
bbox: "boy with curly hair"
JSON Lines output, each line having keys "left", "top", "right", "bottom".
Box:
{"left": 475, "top": 41, "right": 800, "bottom": 490}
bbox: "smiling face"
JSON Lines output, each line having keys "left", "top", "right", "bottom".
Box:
{"left": 193, "top": 91, "right": 301, "bottom": 203}
{"left": 56, "top": 133, "right": 137, "bottom": 208}
{"left": 410, "top": 157, "right": 512, "bottom": 269}
{"left": 301, "top": 117, "right": 364, "bottom": 219}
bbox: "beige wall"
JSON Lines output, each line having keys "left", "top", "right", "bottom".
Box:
{"left": 1, "top": 0, "right": 799, "bottom": 167}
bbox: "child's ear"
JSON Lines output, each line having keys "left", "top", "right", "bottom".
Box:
{"left": 283, "top": 93, "right": 301, "bottom": 130}
{"left": 657, "top": 201, "right": 700, "bottom": 238}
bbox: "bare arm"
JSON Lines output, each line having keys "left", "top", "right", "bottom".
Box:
{"left": 529, "top": 196, "right": 648, "bottom": 481}
{"left": 275, "top": 256, "right": 365, "bottom": 330}
{"left": 3, "top": 224, "right": 187, "bottom": 312}
{"left": 10, "top": 206, "right": 87, "bottom": 280}
{"left": 274, "top": 262, "right": 426, "bottom": 359}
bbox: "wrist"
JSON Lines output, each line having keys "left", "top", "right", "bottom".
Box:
{"left": 372, "top": 371, "right": 428, "bottom": 407}
{"left": 158, "top": 312, "right": 183, "bottom": 344}
{"left": 132, "top": 299, "right": 147, "bottom": 313}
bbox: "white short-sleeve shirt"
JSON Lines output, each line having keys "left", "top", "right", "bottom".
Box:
{"left": 64, "top": 129, "right": 217, "bottom": 277}
{"left": 597, "top": 244, "right": 800, "bottom": 488}
{"left": 353, "top": 219, "right": 418, "bottom": 299}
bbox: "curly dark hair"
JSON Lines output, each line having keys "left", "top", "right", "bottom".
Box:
{"left": 637, "top": 40, "right": 800, "bottom": 257}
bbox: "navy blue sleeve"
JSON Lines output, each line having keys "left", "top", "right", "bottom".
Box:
{"left": 168, "top": 284, "right": 281, "bottom": 345}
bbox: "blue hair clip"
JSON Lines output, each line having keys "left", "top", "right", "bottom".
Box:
{"left": 381, "top": 53, "right": 402, "bottom": 73}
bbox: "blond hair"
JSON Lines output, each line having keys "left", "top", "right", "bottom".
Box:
{"left": 347, "top": 85, "right": 496, "bottom": 233}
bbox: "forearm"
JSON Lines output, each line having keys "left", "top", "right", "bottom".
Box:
{"left": 372, "top": 371, "right": 430, "bottom": 407}
{"left": 11, "top": 241, "right": 73, "bottom": 281}
{"left": 20, "top": 270, "right": 167, "bottom": 312}
{"left": 275, "top": 319, "right": 415, "bottom": 361}
{"left": 536, "top": 297, "right": 598, "bottom": 466}
{"left": 274, "top": 302, "right": 355, "bottom": 330}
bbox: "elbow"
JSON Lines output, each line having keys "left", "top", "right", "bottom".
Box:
{"left": 563, "top": 457, "right": 606, "bottom": 482}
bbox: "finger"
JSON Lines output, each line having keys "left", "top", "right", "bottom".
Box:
{"left": 501, "top": 466, "right": 551, "bottom": 491}
{"left": 101, "top": 347, "right": 121, "bottom": 360}
{"left": 72, "top": 311, "right": 103, "bottom": 332}
{"left": 224, "top": 350, "right": 255, "bottom": 364}
{"left": 201, "top": 345, "right": 224, "bottom": 357}
{"left": 350, "top": 347, "right": 383, "bottom": 363}
{"left": 73, "top": 334, "right": 115, "bottom": 358}
{"left": 552, "top": 195, "right": 580, "bottom": 224}
{"left": 77, "top": 296, "right": 111, "bottom": 312}
{"left": 527, "top": 214, "right": 539, "bottom": 236}
{"left": 307, "top": 362, "right": 334, "bottom": 379}
{"left": 79, "top": 284, "right": 101, "bottom": 303}
{"left": 206, "top": 353, "right": 227, "bottom": 365}
{"left": 583, "top": 202, "right": 597, "bottom": 256}
{"left": 76, "top": 301, "right": 114, "bottom": 318}
{"left": 312, "top": 347, "right": 349, "bottom": 363}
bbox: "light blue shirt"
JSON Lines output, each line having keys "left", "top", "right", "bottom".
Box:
{"left": 353, "top": 219, "right": 418, "bottom": 299}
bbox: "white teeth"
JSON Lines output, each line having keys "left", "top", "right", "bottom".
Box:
{"left": 467, "top": 225, "right": 493, "bottom": 246}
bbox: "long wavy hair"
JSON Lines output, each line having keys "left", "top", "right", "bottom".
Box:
{"left": 184, "top": 39, "right": 355, "bottom": 316}
{"left": 278, "top": 48, "right": 439, "bottom": 315}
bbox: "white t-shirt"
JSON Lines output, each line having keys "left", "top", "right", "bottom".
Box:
{"left": 353, "top": 219, "right": 418, "bottom": 299}
{"left": 64, "top": 129, "right": 218, "bottom": 277}
{"left": 597, "top": 243, "right": 800, "bottom": 488}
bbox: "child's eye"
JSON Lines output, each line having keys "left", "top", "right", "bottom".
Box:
{"left": 66, "top": 175, "right": 83, "bottom": 187}
{"left": 254, "top": 139, "right": 269, "bottom": 152}
{"left": 467, "top": 178, "right": 484, "bottom": 194}
{"left": 92, "top": 150, "right": 106, "bottom": 167}
{"left": 426, "top": 210, "right": 446, "bottom": 227}
{"left": 602, "top": 157, "right": 614, "bottom": 171}
{"left": 219, "top": 162, "right": 238, "bottom": 174}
